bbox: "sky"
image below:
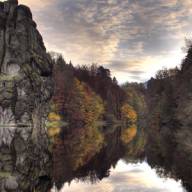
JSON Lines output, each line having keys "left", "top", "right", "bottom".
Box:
{"left": 60, "top": 160, "right": 186, "bottom": 192}
{"left": 11, "top": 0, "right": 192, "bottom": 83}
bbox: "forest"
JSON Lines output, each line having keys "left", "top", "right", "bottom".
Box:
{"left": 1, "top": 1, "right": 192, "bottom": 191}
{"left": 44, "top": 53, "right": 146, "bottom": 189}
{"left": 47, "top": 40, "right": 192, "bottom": 191}
{"left": 145, "top": 40, "right": 192, "bottom": 191}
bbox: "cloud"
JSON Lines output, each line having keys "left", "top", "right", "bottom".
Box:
{"left": 18, "top": 0, "right": 192, "bottom": 82}
{"left": 19, "top": 0, "right": 54, "bottom": 9}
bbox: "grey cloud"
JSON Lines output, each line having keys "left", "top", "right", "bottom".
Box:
{"left": 20, "top": 0, "right": 192, "bottom": 82}
{"left": 112, "top": 186, "right": 166, "bottom": 192}
{"left": 108, "top": 172, "right": 173, "bottom": 192}
{"left": 127, "top": 71, "right": 145, "bottom": 75}
{"left": 127, "top": 75, "right": 148, "bottom": 82}
{"left": 108, "top": 60, "right": 145, "bottom": 74}
{"left": 108, "top": 60, "right": 141, "bottom": 70}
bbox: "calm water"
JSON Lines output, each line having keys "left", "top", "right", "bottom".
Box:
{"left": 53, "top": 160, "right": 186, "bottom": 192}
{"left": 0, "top": 122, "right": 187, "bottom": 191}
{"left": 50, "top": 124, "right": 188, "bottom": 192}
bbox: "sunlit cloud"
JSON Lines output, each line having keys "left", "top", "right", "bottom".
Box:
{"left": 19, "top": 0, "right": 54, "bottom": 9}
{"left": 12, "top": 0, "right": 192, "bottom": 82}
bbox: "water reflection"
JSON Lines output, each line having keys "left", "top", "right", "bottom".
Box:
{"left": 51, "top": 123, "right": 186, "bottom": 192}
{"left": 0, "top": 121, "right": 188, "bottom": 192}
{"left": 61, "top": 160, "right": 185, "bottom": 192}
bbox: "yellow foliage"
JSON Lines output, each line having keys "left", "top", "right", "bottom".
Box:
{"left": 72, "top": 78, "right": 104, "bottom": 124}
{"left": 48, "top": 112, "right": 61, "bottom": 121}
{"left": 71, "top": 126, "right": 104, "bottom": 170}
{"left": 121, "top": 125, "right": 137, "bottom": 144}
{"left": 48, "top": 127, "right": 61, "bottom": 138}
{"left": 47, "top": 110, "right": 62, "bottom": 144}
{"left": 121, "top": 104, "right": 137, "bottom": 123}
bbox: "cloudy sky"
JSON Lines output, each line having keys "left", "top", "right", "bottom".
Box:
{"left": 17, "top": 0, "right": 192, "bottom": 83}
{"left": 60, "top": 160, "right": 185, "bottom": 192}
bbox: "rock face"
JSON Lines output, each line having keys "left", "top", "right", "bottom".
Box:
{"left": 0, "top": 0, "right": 53, "bottom": 191}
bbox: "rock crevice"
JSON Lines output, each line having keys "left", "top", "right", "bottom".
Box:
{"left": 0, "top": 0, "right": 53, "bottom": 191}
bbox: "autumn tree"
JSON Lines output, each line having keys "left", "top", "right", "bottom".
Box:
{"left": 74, "top": 64, "right": 126, "bottom": 120}
{"left": 120, "top": 103, "right": 138, "bottom": 144}
{"left": 121, "top": 104, "right": 137, "bottom": 124}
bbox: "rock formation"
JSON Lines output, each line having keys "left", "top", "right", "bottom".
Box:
{"left": 0, "top": 0, "right": 53, "bottom": 191}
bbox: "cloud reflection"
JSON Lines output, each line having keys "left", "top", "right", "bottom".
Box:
{"left": 61, "top": 160, "right": 185, "bottom": 192}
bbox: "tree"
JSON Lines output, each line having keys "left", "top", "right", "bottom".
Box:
{"left": 121, "top": 125, "right": 137, "bottom": 144}
{"left": 121, "top": 104, "right": 137, "bottom": 124}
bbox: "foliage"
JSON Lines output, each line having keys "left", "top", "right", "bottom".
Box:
{"left": 74, "top": 64, "right": 126, "bottom": 119}
{"left": 61, "top": 78, "right": 104, "bottom": 125}
{"left": 51, "top": 57, "right": 107, "bottom": 183}
{"left": 120, "top": 102, "right": 139, "bottom": 146}
{"left": 122, "top": 83, "right": 147, "bottom": 145}
{"left": 48, "top": 112, "right": 61, "bottom": 121}
{"left": 146, "top": 40, "right": 192, "bottom": 189}
{"left": 121, "top": 104, "right": 137, "bottom": 124}
{"left": 122, "top": 83, "right": 146, "bottom": 113}
{"left": 121, "top": 125, "right": 137, "bottom": 144}
{"left": 47, "top": 105, "right": 63, "bottom": 149}
{"left": 47, "top": 127, "right": 61, "bottom": 138}
{"left": 155, "top": 67, "right": 179, "bottom": 80}
{"left": 122, "top": 128, "right": 145, "bottom": 163}
{"left": 68, "top": 126, "right": 104, "bottom": 170}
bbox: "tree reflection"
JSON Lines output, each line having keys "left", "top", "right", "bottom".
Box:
{"left": 52, "top": 122, "right": 145, "bottom": 190}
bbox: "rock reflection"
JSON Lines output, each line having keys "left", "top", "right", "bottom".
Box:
{"left": 0, "top": 124, "right": 52, "bottom": 192}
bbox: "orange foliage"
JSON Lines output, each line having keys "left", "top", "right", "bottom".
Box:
{"left": 121, "top": 125, "right": 137, "bottom": 144}
{"left": 65, "top": 78, "right": 104, "bottom": 124}
{"left": 121, "top": 104, "right": 137, "bottom": 123}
